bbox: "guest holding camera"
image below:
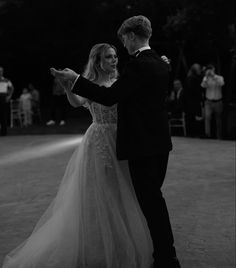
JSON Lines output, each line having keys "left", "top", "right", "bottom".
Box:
{"left": 201, "top": 64, "right": 224, "bottom": 139}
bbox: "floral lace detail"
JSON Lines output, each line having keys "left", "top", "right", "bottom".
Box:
{"left": 88, "top": 102, "right": 117, "bottom": 124}
{"left": 86, "top": 102, "right": 117, "bottom": 168}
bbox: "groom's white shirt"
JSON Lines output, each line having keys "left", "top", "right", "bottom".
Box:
{"left": 134, "top": 46, "right": 151, "bottom": 57}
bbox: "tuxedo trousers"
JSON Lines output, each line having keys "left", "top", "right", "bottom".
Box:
{"left": 128, "top": 154, "right": 177, "bottom": 261}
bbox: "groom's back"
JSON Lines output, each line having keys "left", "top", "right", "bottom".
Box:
{"left": 116, "top": 49, "right": 172, "bottom": 160}
{"left": 134, "top": 50, "right": 170, "bottom": 107}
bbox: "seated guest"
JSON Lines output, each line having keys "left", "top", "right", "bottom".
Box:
{"left": 168, "top": 79, "right": 184, "bottom": 118}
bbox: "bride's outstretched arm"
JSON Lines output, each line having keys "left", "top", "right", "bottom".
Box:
{"left": 59, "top": 79, "right": 87, "bottom": 107}
{"left": 66, "top": 90, "right": 87, "bottom": 107}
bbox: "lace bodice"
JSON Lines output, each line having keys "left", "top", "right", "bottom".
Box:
{"left": 82, "top": 81, "right": 117, "bottom": 168}
{"left": 87, "top": 102, "right": 117, "bottom": 124}
{"left": 83, "top": 102, "right": 117, "bottom": 168}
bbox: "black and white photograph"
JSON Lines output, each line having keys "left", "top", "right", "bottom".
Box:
{"left": 0, "top": 0, "right": 235, "bottom": 267}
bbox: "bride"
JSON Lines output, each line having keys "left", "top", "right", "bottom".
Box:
{"left": 2, "top": 43, "right": 153, "bottom": 268}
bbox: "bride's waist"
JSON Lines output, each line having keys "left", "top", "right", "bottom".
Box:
{"left": 87, "top": 123, "right": 117, "bottom": 135}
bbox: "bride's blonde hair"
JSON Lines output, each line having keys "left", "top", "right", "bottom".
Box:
{"left": 82, "top": 43, "right": 118, "bottom": 82}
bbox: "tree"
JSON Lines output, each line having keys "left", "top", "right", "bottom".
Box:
{"left": 162, "top": 0, "right": 235, "bottom": 79}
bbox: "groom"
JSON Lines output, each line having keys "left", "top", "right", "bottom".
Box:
{"left": 51, "top": 15, "right": 181, "bottom": 268}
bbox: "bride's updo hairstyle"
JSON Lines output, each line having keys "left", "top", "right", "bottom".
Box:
{"left": 83, "top": 43, "right": 118, "bottom": 82}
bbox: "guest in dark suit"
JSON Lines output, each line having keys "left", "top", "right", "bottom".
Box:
{"left": 168, "top": 79, "right": 184, "bottom": 118}
{"left": 51, "top": 15, "right": 181, "bottom": 268}
{"left": 183, "top": 63, "right": 204, "bottom": 137}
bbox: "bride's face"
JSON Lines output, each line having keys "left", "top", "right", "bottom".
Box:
{"left": 100, "top": 48, "right": 118, "bottom": 74}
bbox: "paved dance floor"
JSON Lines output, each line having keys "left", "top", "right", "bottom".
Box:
{"left": 0, "top": 135, "right": 235, "bottom": 267}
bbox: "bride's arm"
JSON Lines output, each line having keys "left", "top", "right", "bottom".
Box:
{"left": 65, "top": 90, "right": 87, "bottom": 107}
{"left": 59, "top": 79, "right": 87, "bottom": 107}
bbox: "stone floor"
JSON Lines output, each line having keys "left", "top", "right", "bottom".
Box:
{"left": 0, "top": 135, "right": 235, "bottom": 267}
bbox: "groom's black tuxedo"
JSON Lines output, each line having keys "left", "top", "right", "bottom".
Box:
{"left": 72, "top": 49, "right": 180, "bottom": 267}
{"left": 72, "top": 49, "right": 172, "bottom": 160}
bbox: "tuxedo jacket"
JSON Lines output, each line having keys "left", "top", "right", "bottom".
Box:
{"left": 72, "top": 49, "right": 172, "bottom": 160}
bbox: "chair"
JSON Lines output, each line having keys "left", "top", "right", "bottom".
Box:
{"left": 169, "top": 112, "right": 186, "bottom": 136}
{"left": 10, "top": 99, "right": 23, "bottom": 128}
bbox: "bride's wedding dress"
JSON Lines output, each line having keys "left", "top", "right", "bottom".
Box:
{"left": 2, "top": 101, "right": 153, "bottom": 268}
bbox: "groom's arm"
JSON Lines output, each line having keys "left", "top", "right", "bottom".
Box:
{"left": 72, "top": 63, "right": 139, "bottom": 106}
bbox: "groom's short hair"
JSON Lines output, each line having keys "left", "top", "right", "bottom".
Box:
{"left": 117, "top": 15, "right": 152, "bottom": 40}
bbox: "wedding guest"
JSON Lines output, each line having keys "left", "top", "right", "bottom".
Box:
{"left": 28, "top": 83, "right": 40, "bottom": 122}
{"left": 183, "top": 63, "right": 204, "bottom": 137}
{"left": 168, "top": 79, "right": 184, "bottom": 118}
{"left": 0, "top": 66, "right": 14, "bottom": 136}
{"left": 19, "top": 87, "right": 32, "bottom": 127}
{"left": 46, "top": 77, "right": 67, "bottom": 126}
{"left": 201, "top": 64, "right": 225, "bottom": 139}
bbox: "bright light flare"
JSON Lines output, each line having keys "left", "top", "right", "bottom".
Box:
{"left": 0, "top": 136, "right": 83, "bottom": 166}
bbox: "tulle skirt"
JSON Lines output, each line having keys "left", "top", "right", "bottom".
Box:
{"left": 2, "top": 123, "right": 153, "bottom": 268}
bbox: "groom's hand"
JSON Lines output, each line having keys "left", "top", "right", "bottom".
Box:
{"left": 50, "top": 68, "right": 78, "bottom": 84}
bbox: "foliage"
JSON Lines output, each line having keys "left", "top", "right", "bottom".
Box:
{"left": 0, "top": 0, "right": 23, "bottom": 14}
{"left": 0, "top": 0, "right": 235, "bottom": 97}
{"left": 163, "top": 0, "right": 235, "bottom": 48}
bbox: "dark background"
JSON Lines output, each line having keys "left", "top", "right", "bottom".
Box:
{"left": 0, "top": 0, "right": 236, "bottom": 135}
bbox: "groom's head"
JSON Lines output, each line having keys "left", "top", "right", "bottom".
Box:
{"left": 117, "top": 15, "right": 152, "bottom": 55}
